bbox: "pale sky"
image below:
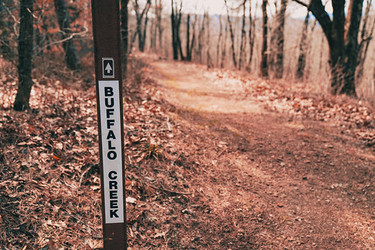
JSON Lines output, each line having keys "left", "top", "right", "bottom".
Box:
{"left": 161, "top": 0, "right": 320, "bottom": 19}
{"left": 138, "top": 0, "right": 361, "bottom": 21}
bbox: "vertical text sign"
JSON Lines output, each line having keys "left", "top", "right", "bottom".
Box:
{"left": 91, "top": 0, "right": 126, "bottom": 248}
{"left": 99, "top": 81, "right": 124, "bottom": 224}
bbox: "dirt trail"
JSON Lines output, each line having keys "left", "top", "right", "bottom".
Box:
{"left": 148, "top": 58, "right": 375, "bottom": 248}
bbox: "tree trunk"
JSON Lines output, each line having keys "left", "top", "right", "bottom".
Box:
{"left": 155, "top": 0, "right": 163, "bottom": 49}
{"left": 170, "top": 0, "right": 182, "bottom": 60}
{"left": 176, "top": 8, "right": 184, "bottom": 60}
{"left": 186, "top": 14, "right": 192, "bottom": 61}
{"left": 238, "top": 0, "right": 246, "bottom": 70}
{"left": 217, "top": 15, "right": 223, "bottom": 67}
{"left": 224, "top": 0, "right": 237, "bottom": 68}
{"left": 356, "top": 0, "right": 374, "bottom": 81}
{"left": 150, "top": 16, "right": 157, "bottom": 50}
{"left": 247, "top": 0, "right": 256, "bottom": 72}
{"left": 134, "top": 0, "right": 151, "bottom": 52}
{"left": 121, "top": 0, "right": 129, "bottom": 77}
{"left": 205, "top": 12, "right": 213, "bottom": 68}
{"left": 274, "top": 0, "right": 287, "bottom": 78}
{"left": 197, "top": 14, "right": 206, "bottom": 63}
{"left": 53, "top": 0, "right": 80, "bottom": 70}
{"left": 185, "top": 14, "right": 195, "bottom": 61}
{"left": 129, "top": 30, "right": 137, "bottom": 54}
{"left": 221, "top": 20, "right": 228, "bottom": 68}
{"left": 14, "top": 0, "right": 33, "bottom": 111}
{"left": 300, "top": 0, "right": 364, "bottom": 96}
{"left": 318, "top": 34, "right": 325, "bottom": 73}
{"left": 171, "top": 1, "right": 183, "bottom": 60}
{"left": 141, "top": 10, "right": 150, "bottom": 52}
{"left": 340, "top": 0, "right": 363, "bottom": 96}
{"left": 177, "top": 19, "right": 184, "bottom": 61}
{"left": 261, "top": 0, "right": 268, "bottom": 77}
{"left": 171, "top": 0, "right": 177, "bottom": 59}
{"left": 0, "top": 0, "right": 12, "bottom": 60}
{"left": 296, "top": 10, "right": 310, "bottom": 80}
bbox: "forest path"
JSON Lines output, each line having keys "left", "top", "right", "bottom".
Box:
{"left": 148, "top": 58, "right": 375, "bottom": 248}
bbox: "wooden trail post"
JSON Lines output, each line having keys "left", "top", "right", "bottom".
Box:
{"left": 91, "top": 0, "right": 126, "bottom": 248}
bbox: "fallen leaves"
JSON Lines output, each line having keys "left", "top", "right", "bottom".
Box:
{"left": 1, "top": 54, "right": 375, "bottom": 249}
{"left": 0, "top": 80, "right": 102, "bottom": 248}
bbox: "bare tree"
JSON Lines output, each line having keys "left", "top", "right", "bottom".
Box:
{"left": 238, "top": 0, "right": 247, "bottom": 70}
{"left": 197, "top": 13, "right": 206, "bottom": 63}
{"left": 150, "top": 15, "right": 157, "bottom": 50}
{"left": 260, "top": 0, "right": 268, "bottom": 77}
{"left": 134, "top": 0, "right": 151, "bottom": 52}
{"left": 154, "top": 0, "right": 163, "bottom": 49}
{"left": 205, "top": 12, "right": 213, "bottom": 67}
{"left": 356, "top": 0, "right": 375, "bottom": 81}
{"left": 171, "top": 0, "right": 183, "bottom": 60}
{"left": 217, "top": 15, "right": 223, "bottom": 67}
{"left": 294, "top": 0, "right": 365, "bottom": 96}
{"left": 296, "top": 10, "right": 310, "bottom": 80}
{"left": 224, "top": 0, "right": 237, "bottom": 68}
{"left": 221, "top": 19, "right": 228, "bottom": 68}
{"left": 54, "top": 0, "right": 81, "bottom": 70}
{"left": 14, "top": 0, "right": 33, "bottom": 111}
{"left": 0, "top": 0, "right": 13, "bottom": 60}
{"left": 247, "top": 0, "right": 257, "bottom": 72}
{"left": 274, "top": 0, "right": 287, "bottom": 78}
{"left": 185, "top": 14, "right": 196, "bottom": 61}
{"left": 121, "top": 0, "right": 129, "bottom": 76}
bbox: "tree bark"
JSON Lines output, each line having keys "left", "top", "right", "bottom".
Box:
{"left": 247, "top": 0, "right": 256, "bottom": 72}
{"left": 340, "top": 0, "right": 363, "bottom": 95}
{"left": 171, "top": 0, "right": 183, "bottom": 60}
{"left": 14, "top": 0, "right": 33, "bottom": 111}
{"left": 185, "top": 14, "right": 195, "bottom": 61}
{"left": 53, "top": 0, "right": 80, "bottom": 70}
{"left": 356, "top": 0, "right": 374, "bottom": 81}
{"left": 224, "top": 0, "right": 237, "bottom": 68}
{"left": 205, "top": 12, "right": 213, "bottom": 68}
{"left": 171, "top": 0, "right": 178, "bottom": 60}
{"left": 296, "top": 0, "right": 364, "bottom": 96}
{"left": 296, "top": 10, "right": 310, "bottom": 80}
{"left": 134, "top": 0, "right": 151, "bottom": 52}
{"left": 221, "top": 20, "right": 228, "bottom": 68}
{"left": 0, "top": 0, "right": 12, "bottom": 60}
{"left": 274, "top": 0, "right": 287, "bottom": 78}
{"left": 197, "top": 14, "right": 206, "bottom": 63}
{"left": 142, "top": 9, "right": 150, "bottom": 51}
{"left": 155, "top": 0, "right": 163, "bottom": 49}
{"left": 239, "top": 0, "right": 247, "bottom": 70}
{"left": 150, "top": 15, "right": 157, "bottom": 50}
{"left": 217, "top": 15, "right": 223, "bottom": 67}
{"left": 121, "top": 0, "right": 129, "bottom": 77}
{"left": 261, "top": 0, "right": 268, "bottom": 77}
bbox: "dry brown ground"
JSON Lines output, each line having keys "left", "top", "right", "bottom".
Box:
{"left": 142, "top": 56, "right": 375, "bottom": 249}
{"left": 1, "top": 55, "right": 375, "bottom": 249}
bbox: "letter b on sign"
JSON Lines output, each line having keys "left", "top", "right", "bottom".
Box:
{"left": 105, "top": 87, "right": 114, "bottom": 96}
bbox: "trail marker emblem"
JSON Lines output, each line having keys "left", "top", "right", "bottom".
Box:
{"left": 102, "top": 58, "right": 115, "bottom": 78}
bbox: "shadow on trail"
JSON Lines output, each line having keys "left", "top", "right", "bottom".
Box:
{"left": 147, "top": 57, "right": 375, "bottom": 248}
{"left": 168, "top": 96, "right": 375, "bottom": 249}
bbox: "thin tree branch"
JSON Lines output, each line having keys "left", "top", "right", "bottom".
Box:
{"left": 34, "top": 27, "right": 88, "bottom": 56}
{"left": 292, "top": 0, "right": 308, "bottom": 8}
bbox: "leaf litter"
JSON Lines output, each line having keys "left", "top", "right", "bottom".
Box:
{"left": 1, "top": 55, "right": 375, "bottom": 249}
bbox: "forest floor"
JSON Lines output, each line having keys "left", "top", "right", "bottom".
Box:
{"left": 1, "top": 54, "right": 375, "bottom": 249}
